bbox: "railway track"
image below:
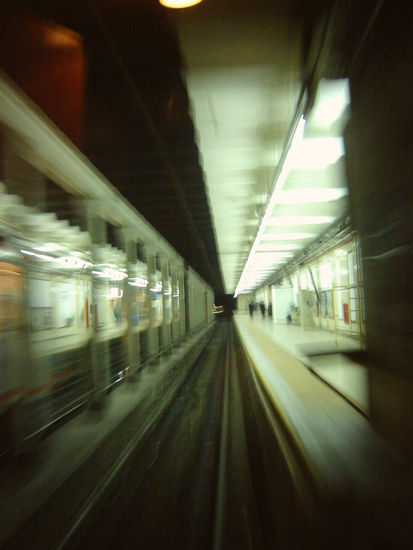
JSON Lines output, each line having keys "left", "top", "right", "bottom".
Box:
{"left": 2, "top": 320, "right": 313, "bottom": 550}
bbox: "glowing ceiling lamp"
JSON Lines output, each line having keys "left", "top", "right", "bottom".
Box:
{"left": 159, "top": 0, "right": 202, "bottom": 8}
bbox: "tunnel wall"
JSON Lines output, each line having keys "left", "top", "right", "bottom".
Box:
{"left": 343, "top": 1, "right": 413, "bottom": 454}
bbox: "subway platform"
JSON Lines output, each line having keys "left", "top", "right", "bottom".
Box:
{"left": 236, "top": 312, "right": 367, "bottom": 412}
{"left": 234, "top": 312, "right": 413, "bottom": 547}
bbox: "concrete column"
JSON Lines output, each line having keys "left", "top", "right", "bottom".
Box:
{"left": 343, "top": 2, "right": 413, "bottom": 455}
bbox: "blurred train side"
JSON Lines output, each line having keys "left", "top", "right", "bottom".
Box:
{"left": 0, "top": 73, "right": 215, "bottom": 455}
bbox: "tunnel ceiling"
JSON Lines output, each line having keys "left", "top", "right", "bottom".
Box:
{"left": 2, "top": 0, "right": 340, "bottom": 296}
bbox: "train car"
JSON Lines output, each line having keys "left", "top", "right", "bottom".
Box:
{"left": 0, "top": 72, "right": 215, "bottom": 455}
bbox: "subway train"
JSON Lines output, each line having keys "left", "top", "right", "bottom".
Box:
{"left": 0, "top": 74, "right": 215, "bottom": 455}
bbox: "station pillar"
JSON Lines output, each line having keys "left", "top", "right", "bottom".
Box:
{"left": 343, "top": 2, "right": 413, "bottom": 456}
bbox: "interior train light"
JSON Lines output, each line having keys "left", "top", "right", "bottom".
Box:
{"left": 150, "top": 282, "right": 163, "bottom": 293}
{"left": 256, "top": 243, "right": 301, "bottom": 252}
{"left": 261, "top": 232, "right": 316, "bottom": 241}
{"left": 55, "top": 256, "right": 90, "bottom": 269}
{"left": 34, "top": 242, "right": 62, "bottom": 252}
{"left": 128, "top": 276, "right": 149, "bottom": 288}
{"left": 310, "top": 79, "right": 351, "bottom": 128}
{"left": 159, "top": 0, "right": 202, "bottom": 7}
{"left": 20, "top": 249, "right": 53, "bottom": 262}
{"left": 21, "top": 249, "right": 91, "bottom": 270}
{"left": 92, "top": 268, "right": 127, "bottom": 281}
{"left": 107, "top": 287, "right": 123, "bottom": 299}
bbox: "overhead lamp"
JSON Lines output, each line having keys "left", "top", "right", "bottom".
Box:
{"left": 289, "top": 137, "right": 345, "bottom": 170}
{"left": 310, "top": 79, "right": 351, "bottom": 128}
{"left": 159, "top": 0, "right": 202, "bottom": 7}
{"left": 277, "top": 188, "right": 348, "bottom": 204}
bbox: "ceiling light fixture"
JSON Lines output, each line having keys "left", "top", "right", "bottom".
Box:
{"left": 261, "top": 232, "right": 316, "bottom": 241}
{"left": 159, "top": 0, "right": 202, "bottom": 8}
{"left": 267, "top": 216, "right": 335, "bottom": 226}
{"left": 277, "top": 188, "right": 348, "bottom": 204}
{"left": 234, "top": 114, "right": 306, "bottom": 297}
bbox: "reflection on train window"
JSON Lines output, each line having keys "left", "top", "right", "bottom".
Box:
{"left": 30, "top": 307, "right": 54, "bottom": 331}
{"left": 28, "top": 276, "right": 91, "bottom": 331}
{"left": 55, "top": 281, "right": 76, "bottom": 328}
{"left": 96, "top": 281, "right": 126, "bottom": 330}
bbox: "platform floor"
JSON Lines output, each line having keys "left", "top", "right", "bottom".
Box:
{"left": 237, "top": 313, "right": 368, "bottom": 412}
{"left": 234, "top": 314, "right": 413, "bottom": 546}
{"left": 234, "top": 313, "right": 413, "bottom": 497}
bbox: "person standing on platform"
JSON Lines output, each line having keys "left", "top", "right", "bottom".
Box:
{"left": 268, "top": 303, "right": 273, "bottom": 318}
{"left": 248, "top": 302, "right": 254, "bottom": 318}
{"left": 259, "top": 301, "right": 266, "bottom": 318}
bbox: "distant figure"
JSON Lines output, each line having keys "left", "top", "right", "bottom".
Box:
{"left": 286, "top": 313, "right": 292, "bottom": 324}
{"left": 259, "top": 301, "right": 266, "bottom": 318}
{"left": 248, "top": 302, "right": 254, "bottom": 318}
{"left": 268, "top": 303, "right": 273, "bottom": 318}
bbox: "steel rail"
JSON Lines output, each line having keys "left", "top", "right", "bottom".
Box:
{"left": 54, "top": 328, "right": 214, "bottom": 550}
{"left": 212, "top": 331, "right": 230, "bottom": 550}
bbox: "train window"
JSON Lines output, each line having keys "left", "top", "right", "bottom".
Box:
{"left": 55, "top": 280, "right": 76, "bottom": 328}
{"left": 0, "top": 262, "right": 24, "bottom": 330}
{"left": 28, "top": 277, "right": 54, "bottom": 331}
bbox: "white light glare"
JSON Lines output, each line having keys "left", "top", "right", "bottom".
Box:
{"left": 21, "top": 249, "right": 91, "bottom": 269}
{"left": 310, "top": 79, "right": 351, "bottom": 128}
{"left": 92, "top": 268, "right": 127, "bottom": 281}
{"left": 261, "top": 232, "right": 316, "bottom": 241}
{"left": 277, "top": 188, "right": 348, "bottom": 204}
{"left": 55, "top": 256, "right": 91, "bottom": 269}
{"left": 34, "top": 242, "right": 62, "bottom": 252}
{"left": 150, "top": 282, "right": 163, "bottom": 293}
{"left": 267, "top": 216, "right": 335, "bottom": 226}
{"left": 257, "top": 243, "right": 301, "bottom": 252}
{"left": 234, "top": 116, "right": 306, "bottom": 297}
